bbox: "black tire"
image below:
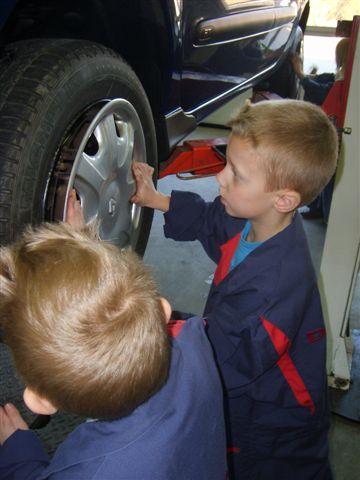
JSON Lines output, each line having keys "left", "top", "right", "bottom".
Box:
{"left": 0, "top": 39, "right": 157, "bottom": 255}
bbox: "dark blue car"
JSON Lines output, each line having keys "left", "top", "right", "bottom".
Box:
{"left": 0, "top": 0, "right": 308, "bottom": 252}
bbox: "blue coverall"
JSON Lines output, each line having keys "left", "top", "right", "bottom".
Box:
{"left": 164, "top": 191, "right": 332, "bottom": 480}
{"left": 0, "top": 317, "right": 227, "bottom": 480}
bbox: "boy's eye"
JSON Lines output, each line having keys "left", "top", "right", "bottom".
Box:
{"left": 228, "top": 164, "right": 243, "bottom": 180}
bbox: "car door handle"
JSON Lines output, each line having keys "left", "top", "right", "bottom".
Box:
{"left": 194, "top": 9, "right": 275, "bottom": 46}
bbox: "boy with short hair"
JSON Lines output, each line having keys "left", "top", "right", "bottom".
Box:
{"left": 0, "top": 218, "right": 227, "bottom": 479}
{"left": 132, "top": 99, "right": 338, "bottom": 479}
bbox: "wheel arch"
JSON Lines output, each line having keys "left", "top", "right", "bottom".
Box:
{"left": 0, "top": 0, "right": 173, "bottom": 161}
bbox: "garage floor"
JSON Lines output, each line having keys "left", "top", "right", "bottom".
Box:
{"left": 0, "top": 125, "right": 359, "bottom": 478}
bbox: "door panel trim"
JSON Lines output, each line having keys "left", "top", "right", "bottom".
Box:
{"left": 194, "top": 6, "right": 297, "bottom": 47}
{"left": 184, "top": 61, "right": 276, "bottom": 115}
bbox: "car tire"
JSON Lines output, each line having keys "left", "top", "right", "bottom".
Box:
{"left": 0, "top": 39, "right": 157, "bottom": 254}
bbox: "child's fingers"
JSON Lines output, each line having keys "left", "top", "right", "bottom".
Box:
{"left": 145, "top": 164, "right": 154, "bottom": 176}
{"left": 74, "top": 199, "right": 82, "bottom": 212}
{"left": 132, "top": 168, "right": 142, "bottom": 180}
{"left": 0, "top": 405, "right": 16, "bottom": 444}
{"left": 132, "top": 164, "right": 143, "bottom": 181}
{"left": 132, "top": 162, "right": 144, "bottom": 174}
{"left": 4, "top": 403, "right": 28, "bottom": 430}
{"left": 0, "top": 405, "right": 6, "bottom": 421}
{"left": 74, "top": 201, "right": 83, "bottom": 221}
{"left": 0, "top": 406, "right": 9, "bottom": 429}
{"left": 65, "top": 189, "right": 85, "bottom": 228}
{"left": 133, "top": 162, "right": 154, "bottom": 177}
{"left": 67, "top": 189, "right": 77, "bottom": 210}
{"left": 68, "top": 189, "right": 77, "bottom": 204}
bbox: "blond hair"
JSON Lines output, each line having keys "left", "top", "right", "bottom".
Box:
{"left": 335, "top": 38, "right": 350, "bottom": 80}
{"left": 229, "top": 100, "right": 338, "bottom": 205}
{"left": 0, "top": 222, "right": 170, "bottom": 419}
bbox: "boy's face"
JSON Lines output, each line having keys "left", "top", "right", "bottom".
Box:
{"left": 217, "top": 135, "right": 276, "bottom": 220}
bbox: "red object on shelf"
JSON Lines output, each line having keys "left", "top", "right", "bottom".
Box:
{"left": 159, "top": 138, "right": 227, "bottom": 180}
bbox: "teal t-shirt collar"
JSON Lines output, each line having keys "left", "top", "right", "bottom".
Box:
{"left": 230, "top": 221, "right": 263, "bottom": 270}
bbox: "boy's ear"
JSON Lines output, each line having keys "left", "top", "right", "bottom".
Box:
{"left": 160, "top": 297, "right": 172, "bottom": 324}
{"left": 273, "top": 190, "right": 301, "bottom": 213}
{"left": 23, "top": 388, "right": 58, "bottom": 416}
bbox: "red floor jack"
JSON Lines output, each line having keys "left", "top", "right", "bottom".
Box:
{"left": 158, "top": 91, "right": 284, "bottom": 180}
{"left": 159, "top": 137, "right": 227, "bottom": 180}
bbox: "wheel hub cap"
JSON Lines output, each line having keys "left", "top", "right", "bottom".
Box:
{"left": 65, "top": 99, "right": 146, "bottom": 247}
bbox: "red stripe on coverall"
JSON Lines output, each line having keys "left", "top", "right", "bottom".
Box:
{"left": 214, "top": 232, "right": 242, "bottom": 286}
{"left": 261, "top": 316, "right": 315, "bottom": 414}
{"left": 167, "top": 320, "right": 186, "bottom": 338}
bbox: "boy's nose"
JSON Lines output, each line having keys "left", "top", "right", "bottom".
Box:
{"left": 216, "top": 167, "right": 227, "bottom": 188}
{"left": 216, "top": 168, "right": 225, "bottom": 186}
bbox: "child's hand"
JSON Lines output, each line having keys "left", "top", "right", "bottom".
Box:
{"left": 66, "top": 189, "right": 85, "bottom": 229}
{"left": 0, "top": 403, "right": 29, "bottom": 445}
{"left": 131, "top": 162, "right": 157, "bottom": 207}
{"left": 131, "top": 162, "right": 170, "bottom": 212}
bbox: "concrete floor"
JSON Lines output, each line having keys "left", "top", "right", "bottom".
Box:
{"left": 143, "top": 125, "right": 360, "bottom": 480}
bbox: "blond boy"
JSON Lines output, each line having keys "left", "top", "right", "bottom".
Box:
{"left": 0, "top": 216, "right": 226, "bottom": 479}
{"left": 132, "top": 100, "right": 338, "bottom": 479}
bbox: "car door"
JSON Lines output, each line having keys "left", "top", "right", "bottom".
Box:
{"left": 181, "top": 0, "right": 299, "bottom": 117}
